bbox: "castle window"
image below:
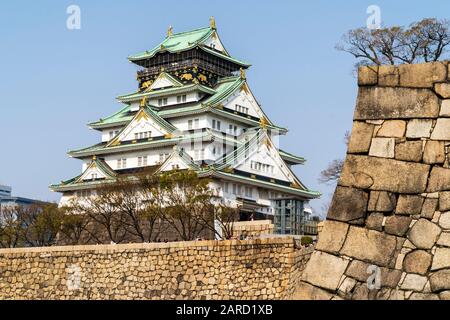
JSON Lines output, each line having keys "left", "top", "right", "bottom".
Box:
{"left": 177, "top": 95, "right": 187, "bottom": 103}
{"left": 158, "top": 98, "right": 168, "bottom": 106}
{"left": 91, "top": 173, "right": 98, "bottom": 180}
{"left": 194, "top": 119, "right": 200, "bottom": 129}
{"left": 117, "top": 158, "right": 127, "bottom": 169}
{"left": 212, "top": 119, "right": 216, "bottom": 129}
{"left": 217, "top": 120, "right": 221, "bottom": 131}
{"left": 188, "top": 120, "right": 193, "bottom": 130}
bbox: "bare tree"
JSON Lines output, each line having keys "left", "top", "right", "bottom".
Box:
{"left": 337, "top": 18, "right": 450, "bottom": 67}
{"left": 0, "top": 205, "right": 23, "bottom": 248}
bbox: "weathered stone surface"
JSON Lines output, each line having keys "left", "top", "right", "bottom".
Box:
{"left": 401, "top": 274, "right": 428, "bottom": 291}
{"left": 377, "top": 120, "right": 406, "bottom": 138}
{"left": 440, "top": 192, "right": 450, "bottom": 211}
{"left": 430, "top": 118, "right": 450, "bottom": 140}
{"left": 347, "top": 122, "right": 375, "bottom": 153}
{"left": 438, "top": 232, "right": 450, "bottom": 247}
{"left": 406, "top": 119, "right": 433, "bottom": 138}
{"left": 345, "top": 260, "right": 401, "bottom": 288}
{"left": 369, "top": 138, "right": 395, "bottom": 158}
{"left": 384, "top": 216, "right": 412, "bottom": 236}
{"left": 328, "top": 186, "right": 368, "bottom": 224}
{"left": 421, "top": 198, "right": 439, "bottom": 219}
{"left": 430, "top": 270, "right": 450, "bottom": 292}
{"left": 354, "top": 87, "right": 440, "bottom": 120}
{"left": 396, "top": 195, "right": 425, "bottom": 215}
{"left": 315, "top": 221, "right": 349, "bottom": 254}
{"left": 408, "top": 219, "right": 441, "bottom": 249}
{"left": 439, "top": 212, "right": 450, "bottom": 229}
{"left": 301, "top": 251, "right": 349, "bottom": 291}
{"left": 440, "top": 291, "right": 450, "bottom": 300}
{"left": 358, "top": 65, "right": 378, "bottom": 86}
{"left": 394, "top": 140, "right": 423, "bottom": 162}
{"left": 368, "top": 191, "right": 396, "bottom": 212}
{"left": 441, "top": 100, "right": 450, "bottom": 117}
{"left": 338, "top": 277, "right": 357, "bottom": 295}
{"left": 292, "top": 282, "right": 332, "bottom": 300}
{"left": 435, "top": 83, "right": 450, "bottom": 98}
{"left": 431, "top": 248, "right": 450, "bottom": 271}
{"left": 403, "top": 250, "right": 432, "bottom": 275}
{"left": 340, "top": 155, "right": 430, "bottom": 193}
{"left": 340, "top": 227, "right": 397, "bottom": 267}
{"left": 409, "top": 293, "right": 440, "bottom": 300}
{"left": 366, "top": 213, "right": 384, "bottom": 231}
{"left": 399, "top": 62, "right": 447, "bottom": 88}
{"left": 423, "top": 141, "right": 445, "bottom": 164}
{"left": 427, "top": 167, "right": 450, "bottom": 192}
{"left": 378, "top": 65, "right": 399, "bottom": 87}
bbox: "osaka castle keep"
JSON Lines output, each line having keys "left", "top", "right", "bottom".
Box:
{"left": 50, "top": 18, "right": 320, "bottom": 235}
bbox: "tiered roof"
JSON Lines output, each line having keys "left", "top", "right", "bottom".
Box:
{"left": 128, "top": 26, "right": 250, "bottom": 68}
{"left": 51, "top": 20, "right": 319, "bottom": 201}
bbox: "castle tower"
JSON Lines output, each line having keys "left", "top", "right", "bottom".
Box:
{"left": 50, "top": 19, "right": 320, "bottom": 234}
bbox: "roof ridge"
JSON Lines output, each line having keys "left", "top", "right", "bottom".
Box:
{"left": 168, "top": 26, "right": 211, "bottom": 37}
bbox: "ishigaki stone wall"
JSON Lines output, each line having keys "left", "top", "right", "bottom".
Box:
{"left": 296, "top": 62, "right": 450, "bottom": 300}
{"left": 0, "top": 238, "right": 312, "bottom": 300}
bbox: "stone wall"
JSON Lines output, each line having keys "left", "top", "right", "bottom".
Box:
{"left": 230, "top": 220, "right": 275, "bottom": 238}
{"left": 0, "top": 238, "right": 312, "bottom": 300}
{"left": 296, "top": 62, "right": 450, "bottom": 300}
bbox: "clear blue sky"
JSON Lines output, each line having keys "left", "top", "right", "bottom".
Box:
{"left": 1, "top": 0, "right": 449, "bottom": 217}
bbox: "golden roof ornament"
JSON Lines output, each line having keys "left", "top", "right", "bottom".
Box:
{"left": 92, "top": 155, "right": 97, "bottom": 161}
{"left": 240, "top": 68, "right": 246, "bottom": 80}
{"left": 167, "top": 25, "right": 173, "bottom": 37}
{"left": 209, "top": 16, "right": 217, "bottom": 30}
{"left": 259, "top": 117, "right": 269, "bottom": 129}
{"left": 140, "top": 96, "right": 147, "bottom": 108}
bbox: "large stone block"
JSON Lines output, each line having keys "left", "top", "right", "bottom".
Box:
{"left": 368, "top": 191, "right": 396, "bottom": 212}
{"left": 347, "top": 122, "right": 375, "bottom": 154}
{"left": 401, "top": 274, "right": 428, "bottom": 291}
{"left": 369, "top": 138, "right": 395, "bottom": 158}
{"left": 398, "top": 62, "right": 447, "bottom": 88}
{"left": 430, "top": 270, "right": 450, "bottom": 292}
{"left": 340, "top": 155, "right": 430, "bottom": 194}
{"left": 327, "top": 186, "right": 368, "bottom": 224}
{"left": 358, "top": 66, "right": 378, "bottom": 86}
{"left": 301, "top": 251, "right": 349, "bottom": 291}
{"left": 431, "top": 248, "right": 450, "bottom": 271}
{"left": 384, "top": 215, "right": 412, "bottom": 236}
{"left": 440, "top": 192, "right": 450, "bottom": 212}
{"left": 292, "top": 282, "right": 333, "bottom": 300}
{"left": 315, "top": 220, "right": 349, "bottom": 254}
{"left": 395, "top": 195, "right": 424, "bottom": 215}
{"left": 340, "top": 227, "right": 397, "bottom": 267}
{"left": 394, "top": 140, "right": 423, "bottom": 162}
{"left": 434, "top": 83, "right": 450, "bottom": 98}
{"left": 354, "top": 87, "right": 440, "bottom": 120}
{"left": 427, "top": 167, "right": 450, "bottom": 192}
{"left": 406, "top": 119, "right": 433, "bottom": 138}
{"left": 403, "top": 250, "right": 432, "bottom": 275}
{"left": 439, "top": 212, "right": 450, "bottom": 229}
{"left": 366, "top": 212, "right": 384, "bottom": 231}
{"left": 441, "top": 100, "right": 450, "bottom": 117}
{"left": 423, "top": 141, "right": 445, "bottom": 164}
{"left": 421, "top": 198, "right": 439, "bottom": 219}
{"left": 345, "top": 260, "right": 401, "bottom": 288}
{"left": 376, "top": 120, "right": 406, "bottom": 138}
{"left": 430, "top": 118, "right": 450, "bottom": 140}
{"left": 408, "top": 219, "right": 441, "bottom": 249}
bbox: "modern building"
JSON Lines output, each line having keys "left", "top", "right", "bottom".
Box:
{"left": 50, "top": 18, "right": 320, "bottom": 234}
{"left": 0, "top": 184, "right": 40, "bottom": 209}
